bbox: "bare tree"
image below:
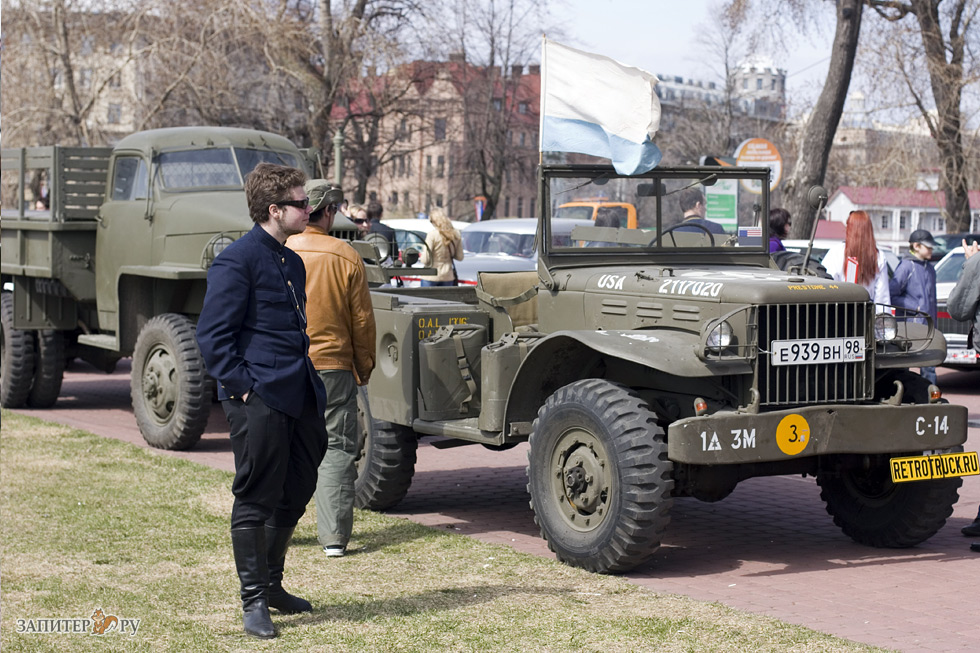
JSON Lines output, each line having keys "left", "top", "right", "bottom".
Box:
{"left": 864, "top": 0, "right": 977, "bottom": 231}
{"left": 775, "top": 0, "right": 864, "bottom": 238}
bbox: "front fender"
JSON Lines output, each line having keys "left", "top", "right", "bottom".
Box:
{"left": 502, "top": 329, "right": 752, "bottom": 432}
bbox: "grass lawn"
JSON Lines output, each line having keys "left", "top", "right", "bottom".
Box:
{"left": 0, "top": 410, "right": 888, "bottom": 652}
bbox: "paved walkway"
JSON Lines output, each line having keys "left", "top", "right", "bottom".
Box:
{"left": 9, "top": 361, "right": 979, "bottom": 652}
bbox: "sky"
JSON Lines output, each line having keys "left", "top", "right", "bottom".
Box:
{"left": 553, "top": 0, "right": 836, "bottom": 111}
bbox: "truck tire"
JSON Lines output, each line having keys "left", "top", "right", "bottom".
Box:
{"left": 27, "top": 330, "right": 65, "bottom": 408}
{"left": 131, "top": 314, "right": 210, "bottom": 450}
{"left": 1, "top": 292, "right": 36, "bottom": 409}
{"left": 818, "top": 370, "right": 960, "bottom": 548}
{"left": 354, "top": 387, "right": 418, "bottom": 510}
{"left": 526, "top": 379, "right": 673, "bottom": 573}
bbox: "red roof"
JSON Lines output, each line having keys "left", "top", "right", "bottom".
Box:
{"left": 814, "top": 219, "right": 845, "bottom": 239}
{"left": 831, "top": 186, "right": 979, "bottom": 209}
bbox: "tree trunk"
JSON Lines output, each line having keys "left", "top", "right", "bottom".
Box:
{"left": 785, "top": 0, "right": 863, "bottom": 239}
{"left": 913, "top": 0, "right": 972, "bottom": 232}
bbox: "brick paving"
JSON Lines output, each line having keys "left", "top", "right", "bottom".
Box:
{"left": 9, "top": 360, "right": 979, "bottom": 652}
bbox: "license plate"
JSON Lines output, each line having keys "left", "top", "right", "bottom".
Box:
{"left": 890, "top": 451, "right": 980, "bottom": 483}
{"left": 770, "top": 337, "right": 864, "bottom": 366}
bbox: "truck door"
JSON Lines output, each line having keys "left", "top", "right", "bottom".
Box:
{"left": 95, "top": 152, "right": 152, "bottom": 333}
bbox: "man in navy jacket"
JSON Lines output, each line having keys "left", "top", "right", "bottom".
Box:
{"left": 890, "top": 229, "right": 938, "bottom": 384}
{"left": 197, "top": 163, "right": 327, "bottom": 639}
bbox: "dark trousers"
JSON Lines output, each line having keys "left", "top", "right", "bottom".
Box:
{"left": 223, "top": 388, "right": 327, "bottom": 529}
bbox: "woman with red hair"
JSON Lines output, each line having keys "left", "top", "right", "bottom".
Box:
{"left": 823, "top": 210, "right": 891, "bottom": 307}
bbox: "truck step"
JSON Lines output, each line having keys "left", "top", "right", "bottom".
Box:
{"left": 77, "top": 333, "right": 119, "bottom": 351}
{"left": 412, "top": 417, "right": 503, "bottom": 445}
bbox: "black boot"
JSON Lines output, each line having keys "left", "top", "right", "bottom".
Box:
{"left": 230, "top": 528, "right": 276, "bottom": 639}
{"left": 266, "top": 525, "right": 312, "bottom": 613}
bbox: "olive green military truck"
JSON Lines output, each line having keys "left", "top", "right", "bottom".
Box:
{"left": 354, "top": 163, "right": 978, "bottom": 573}
{"left": 1, "top": 127, "right": 316, "bottom": 450}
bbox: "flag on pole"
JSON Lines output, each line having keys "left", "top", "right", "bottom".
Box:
{"left": 539, "top": 38, "right": 662, "bottom": 175}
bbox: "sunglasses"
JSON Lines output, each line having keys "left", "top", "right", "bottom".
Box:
{"left": 353, "top": 218, "right": 367, "bottom": 225}
{"left": 275, "top": 198, "right": 309, "bottom": 210}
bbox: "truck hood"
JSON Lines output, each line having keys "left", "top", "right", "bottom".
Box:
{"left": 154, "top": 191, "right": 252, "bottom": 235}
{"left": 577, "top": 265, "right": 872, "bottom": 304}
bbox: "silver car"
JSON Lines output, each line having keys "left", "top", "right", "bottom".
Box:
{"left": 934, "top": 247, "right": 977, "bottom": 368}
{"left": 455, "top": 218, "right": 592, "bottom": 285}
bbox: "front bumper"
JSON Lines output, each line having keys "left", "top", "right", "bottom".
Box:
{"left": 667, "top": 402, "right": 967, "bottom": 464}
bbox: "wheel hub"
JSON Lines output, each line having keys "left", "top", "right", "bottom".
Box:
{"left": 550, "top": 428, "right": 610, "bottom": 531}
{"left": 142, "top": 347, "right": 177, "bottom": 422}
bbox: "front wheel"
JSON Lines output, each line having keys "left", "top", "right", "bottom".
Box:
{"left": 526, "top": 379, "right": 673, "bottom": 573}
{"left": 354, "top": 387, "right": 418, "bottom": 510}
{"left": 817, "top": 457, "right": 961, "bottom": 547}
{"left": 27, "top": 330, "right": 65, "bottom": 408}
{"left": 131, "top": 314, "right": 210, "bottom": 450}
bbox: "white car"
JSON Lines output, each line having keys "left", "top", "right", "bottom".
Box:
{"left": 934, "top": 247, "right": 977, "bottom": 368}
{"left": 454, "top": 218, "right": 592, "bottom": 286}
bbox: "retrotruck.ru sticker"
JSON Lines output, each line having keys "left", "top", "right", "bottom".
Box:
{"left": 890, "top": 451, "right": 980, "bottom": 483}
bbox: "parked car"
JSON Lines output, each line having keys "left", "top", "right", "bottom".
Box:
{"left": 934, "top": 246, "right": 977, "bottom": 368}
{"left": 930, "top": 232, "right": 980, "bottom": 262}
{"left": 379, "top": 218, "right": 468, "bottom": 286}
{"left": 454, "top": 218, "right": 593, "bottom": 285}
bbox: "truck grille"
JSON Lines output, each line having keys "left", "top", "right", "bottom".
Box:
{"left": 757, "top": 302, "right": 873, "bottom": 406}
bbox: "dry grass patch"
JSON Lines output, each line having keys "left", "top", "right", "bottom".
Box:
{"left": 1, "top": 409, "right": 889, "bottom": 653}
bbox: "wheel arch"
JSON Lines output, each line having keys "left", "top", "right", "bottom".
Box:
{"left": 502, "top": 329, "right": 752, "bottom": 428}
{"left": 118, "top": 272, "right": 207, "bottom": 355}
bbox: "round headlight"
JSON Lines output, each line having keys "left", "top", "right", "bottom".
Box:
{"left": 211, "top": 235, "right": 234, "bottom": 258}
{"left": 707, "top": 320, "right": 733, "bottom": 351}
{"left": 875, "top": 314, "right": 897, "bottom": 341}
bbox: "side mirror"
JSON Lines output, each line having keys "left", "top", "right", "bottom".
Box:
{"left": 402, "top": 246, "right": 420, "bottom": 267}
{"left": 807, "top": 185, "right": 828, "bottom": 209}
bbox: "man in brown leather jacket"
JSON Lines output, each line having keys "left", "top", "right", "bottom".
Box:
{"left": 286, "top": 180, "right": 376, "bottom": 557}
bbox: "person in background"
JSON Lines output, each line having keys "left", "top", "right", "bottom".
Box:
{"left": 890, "top": 229, "right": 939, "bottom": 384}
{"left": 286, "top": 180, "right": 376, "bottom": 559}
{"left": 946, "top": 237, "right": 980, "bottom": 552}
{"left": 196, "top": 163, "right": 327, "bottom": 639}
{"left": 589, "top": 207, "right": 622, "bottom": 247}
{"left": 822, "top": 210, "right": 890, "bottom": 307}
{"left": 768, "top": 208, "right": 791, "bottom": 253}
{"left": 349, "top": 204, "right": 369, "bottom": 235}
{"left": 676, "top": 187, "right": 725, "bottom": 235}
{"left": 418, "top": 208, "right": 463, "bottom": 287}
{"left": 364, "top": 200, "right": 399, "bottom": 262}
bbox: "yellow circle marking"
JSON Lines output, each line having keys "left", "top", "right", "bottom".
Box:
{"left": 776, "top": 414, "right": 810, "bottom": 456}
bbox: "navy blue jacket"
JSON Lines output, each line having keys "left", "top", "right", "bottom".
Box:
{"left": 889, "top": 255, "right": 937, "bottom": 320}
{"left": 196, "top": 223, "right": 325, "bottom": 419}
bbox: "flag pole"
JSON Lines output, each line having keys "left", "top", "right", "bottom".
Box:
{"left": 539, "top": 34, "right": 546, "bottom": 166}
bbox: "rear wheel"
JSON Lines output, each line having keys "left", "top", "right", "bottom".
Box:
{"left": 27, "top": 330, "right": 65, "bottom": 408}
{"left": 1, "top": 292, "right": 36, "bottom": 408}
{"left": 527, "top": 379, "right": 673, "bottom": 573}
{"left": 131, "top": 314, "right": 210, "bottom": 450}
{"left": 354, "top": 387, "right": 418, "bottom": 510}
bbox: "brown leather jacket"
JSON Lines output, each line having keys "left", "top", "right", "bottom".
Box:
{"left": 286, "top": 224, "right": 376, "bottom": 384}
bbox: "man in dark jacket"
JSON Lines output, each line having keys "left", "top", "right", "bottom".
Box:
{"left": 890, "top": 229, "right": 938, "bottom": 383}
{"left": 947, "top": 238, "right": 980, "bottom": 552}
{"left": 196, "top": 163, "right": 328, "bottom": 639}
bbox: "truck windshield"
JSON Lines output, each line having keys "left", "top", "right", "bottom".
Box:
{"left": 157, "top": 148, "right": 299, "bottom": 190}
{"left": 545, "top": 168, "right": 769, "bottom": 254}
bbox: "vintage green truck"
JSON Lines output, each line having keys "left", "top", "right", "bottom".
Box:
{"left": 353, "top": 163, "right": 978, "bottom": 573}
{"left": 0, "top": 127, "right": 322, "bottom": 449}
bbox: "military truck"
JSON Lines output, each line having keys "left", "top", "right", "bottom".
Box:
{"left": 0, "top": 127, "right": 318, "bottom": 450}
{"left": 354, "top": 163, "right": 978, "bottom": 573}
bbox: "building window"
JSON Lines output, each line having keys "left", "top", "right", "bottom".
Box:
{"left": 880, "top": 214, "right": 890, "bottom": 229}
{"left": 434, "top": 117, "right": 446, "bottom": 141}
{"left": 436, "top": 155, "right": 445, "bottom": 178}
{"left": 492, "top": 98, "right": 502, "bottom": 111}
{"left": 756, "top": 78, "right": 762, "bottom": 90}
{"left": 79, "top": 68, "right": 93, "bottom": 88}
{"left": 436, "top": 194, "right": 443, "bottom": 208}
{"left": 519, "top": 132, "right": 526, "bottom": 147}
{"left": 517, "top": 197, "right": 523, "bottom": 218}
{"left": 771, "top": 78, "right": 776, "bottom": 90}
{"left": 426, "top": 155, "right": 432, "bottom": 177}
{"left": 504, "top": 196, "right": 511, "bottom": 215}
{"left": 425, "top": 194, "right": 432, "bottom": 211}
{"left": 398, "top": 155, "right": 405, "bottom": 177}
{"left": 81, "top": 36, "right": 95, "bottom": 55}
{"left": 109, "top": 73, "right": 121, "bottom": 88}
{"left": 107, "top": 104, "right": 122, "bottom": 124}
{"left": 403, "top": 191, "right": 409, "bottom": 207}
{"left": 398, "top": 118, "right": 409, "bottom": 142}
{"left": 390, "top": 191, "right": 398, "bottom": 206}
{"left": 519, "top": 102, "right": 528, "bottom": 114}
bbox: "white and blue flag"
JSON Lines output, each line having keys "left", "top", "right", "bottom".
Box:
{"left": 540, "top": 38, "right": 662, "bottom": 175}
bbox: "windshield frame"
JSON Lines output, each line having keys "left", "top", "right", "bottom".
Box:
{"left": 539, "top": 164, "right": 773, "bottom": 270}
